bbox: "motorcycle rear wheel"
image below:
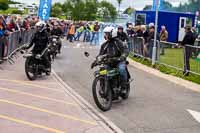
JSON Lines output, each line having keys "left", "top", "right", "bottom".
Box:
{"left": 121, "top": 83, "right": 130, "bottom": 100}
{"left": 25, "top": 57, "right": 37, "bottom": 81}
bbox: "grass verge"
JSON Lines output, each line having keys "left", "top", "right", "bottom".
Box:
{"left": 129, "top": 54, "right": 200, "bottom": 85}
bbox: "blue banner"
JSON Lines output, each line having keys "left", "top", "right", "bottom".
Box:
{"left": 152, "top": 0, "right": 164, "bottom": 11}
{"left": 152, "top": 0, "right": 156, "bottom": 10}
{"left": 159, "top": 0, "right": 163, "bottom": 10}
{"left": 38, "top": 0, "right": 52, "bottom": 21}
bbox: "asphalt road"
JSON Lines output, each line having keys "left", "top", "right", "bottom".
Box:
{"left": 53, "top": 40, "right": 200, "bottom": 133}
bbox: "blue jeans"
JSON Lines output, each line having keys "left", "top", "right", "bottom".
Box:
{"left": 105, "top": 61, "right": 128, "bottom": 84}
{"left": 74, "top": 32, "right": 83, "bottom": 41}
{"left": 90, "top": 32, "right": 99, "bottom": 45}
{"left": 117, "top": 61, "right": 128, "bottom": 84}
{"left": 83, "top": 31, "right": 90, "bottom": 42}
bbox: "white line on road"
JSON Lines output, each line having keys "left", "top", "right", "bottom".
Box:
{"left": 187, "top": 109, "right": 200, "bottom": 123}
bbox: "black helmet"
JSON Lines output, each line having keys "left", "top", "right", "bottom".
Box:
{"left": 118, "top": 26, "right": 123, "bottom": 30}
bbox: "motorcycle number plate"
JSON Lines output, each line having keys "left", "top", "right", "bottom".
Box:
{"left": 100, "top": 70, "right": 107, "bottom": 75}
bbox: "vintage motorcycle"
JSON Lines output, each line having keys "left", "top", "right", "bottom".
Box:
{"left": 85, "top": 52, "right": 132, "bottom": 111}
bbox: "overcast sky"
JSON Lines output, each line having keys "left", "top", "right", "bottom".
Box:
{"left": 15, "top": 0, "right": 189, "bottom": 10}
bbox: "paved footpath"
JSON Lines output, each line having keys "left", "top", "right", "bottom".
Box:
{"left": 0, "top": 57, "right": 114, "bottom": 133}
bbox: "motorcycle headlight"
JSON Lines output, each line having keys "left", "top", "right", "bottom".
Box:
{"left": 36, "top": 54, "right": 41, "bottom": 59}
{"left": 52, "top": 38, "right": 57, "bottom": 42}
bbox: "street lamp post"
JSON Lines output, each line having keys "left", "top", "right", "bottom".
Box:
{"left": 152, "top": 0, "right": 159, "bottom": 65}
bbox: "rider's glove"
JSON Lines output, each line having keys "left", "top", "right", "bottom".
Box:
{"left": 119, "top": 56, "right": 126, "bottom": 61}
{"left": 91, "top": 61, "right": 97, "bottom": 69}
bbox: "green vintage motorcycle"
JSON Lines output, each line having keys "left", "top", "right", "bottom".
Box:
{"left": 85, "top": 52, "right": 132, "bottom": 111}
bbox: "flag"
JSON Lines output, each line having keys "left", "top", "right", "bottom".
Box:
{"left": 38, "top": 0, "right": 52, "bottom": 21}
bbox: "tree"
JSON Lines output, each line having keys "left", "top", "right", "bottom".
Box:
{"left": 98, "top": 1, "right": 117, "bottom": 21}
{"left": 50, "top": 0, "right": 117, "bottom": 21}
{"left": 8, "top": 0, "right": 20, "bottom": 4}
{"left": 51, "top": 3, "right": 63, "bottom": 18}
{"left": 124, "top": 7, "right": 135, "bottom": 15}
{"left": 143, "top": 5, "right": 152, "bottom": 11}
{"left": 0, "top": 0, "right": 9, "bottom": 10}
{"left": 116, "top": 0, "right": 123, "bottom": 13}
{"left": 11, "top": 9, "right": 23, "bottom": 14}
{"left": 162, "top": 1, "right": 173, "bottom": 10}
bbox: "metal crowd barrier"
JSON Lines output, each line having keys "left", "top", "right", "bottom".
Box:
{"left": 129, "top": 37, "right": 160, "bottom": 60}
{"left": 184, "top": 45, "right": 200, "bottom": 76}
{"left": 0, "top": 29, "right": 35, "bottom": 60}
{"left": 129, "top": 36, "right": 200, "bottom": 76}
{"left": 158, "top": 41, "right": 184, "bottom": 71}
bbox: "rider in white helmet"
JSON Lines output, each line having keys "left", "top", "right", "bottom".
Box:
{"left": 92, "top": 26, "right": 129, "bottom": 92}
{"left": 25, "top": 21, "right": 51, "bottom": 74}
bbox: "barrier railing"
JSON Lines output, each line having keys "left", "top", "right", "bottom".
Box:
{"left": 158, "top": 41, "right": 184, "bottom": 71}
{"left": 129, "top": 37, "right": 160, "bottom": 61}
{"left": 0, "top": 29, "right": 35, "bottom": 61}
{"left": 130, "top": 36, "right": 200, "bottom": 76}
{"left": 184, "top": 45, "right": 200, "bottom": 76}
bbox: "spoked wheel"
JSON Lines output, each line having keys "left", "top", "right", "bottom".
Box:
{"left": 25, "top": 58, "right": 37, "bottom": 81}
{"left": 121, "top": 83, "right": 130, "bottom": 100}
{"left": 92, "top": 76, "right": 112, "bottom": 111}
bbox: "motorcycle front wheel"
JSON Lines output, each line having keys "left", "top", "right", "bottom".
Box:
{"left": 92, "top": 76, "right": 112, "bottom": 111}
{"left": 25, "top": 57, "right": 37, "bottom": 81}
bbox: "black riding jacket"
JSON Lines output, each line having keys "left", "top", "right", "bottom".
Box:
{"left": 99, "top": 38, "right": 129, "bottom": 60}
{"left": 117, "top": 32, "right": 128, "bottom": 42}
{"left": 28, "top": 30, "right": 49, "bottom": 53}
{"left": 51, "top": 27, "right": 63, "bottom": 36}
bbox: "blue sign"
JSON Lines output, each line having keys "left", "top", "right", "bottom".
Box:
{"left": 159, "top": 0, "right": 163, "bottom": 10}
{"left": 38, "top": 0, "right": 52, "bottom": 20}
{"left": 152, "top": 0, "right": 156, "bottom": 10}
{"left": 152, "top": 0, "right": 164, "bottom": 11}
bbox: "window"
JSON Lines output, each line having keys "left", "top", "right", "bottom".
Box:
{"left": 136, "top": 14, "right": 146, "bottom": 25}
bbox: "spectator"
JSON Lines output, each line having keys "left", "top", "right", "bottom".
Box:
{"left": 126, "top": 24, "right": 135, "bottom": 37}
{"left": 141, "top": 25, "right": 149, "bottom": 56}
{"left": 0, "top": 16, "right": 5, "bottom": 37}
{"left": 160, "top": 26, "right": 168, "bottom": 41}
{"left": 0, "top": 16, "right": 5, "bottom": 62}
{"left": 83, "top": 23, "right": 91, "bottom": 42}
{"left": 182, "top": 26, "right": 196, "bottom": 76}
{"left": 68, "top": 22, "right": 75, "bottom": 43}
{"left": 117, "top": 26, "right": 128, "bottom": 42}
{"left": 160, "top": 25, "right": 168, "bottom": 55}
{"left": 90, "top": 21, "right": 100, "bottom": 45}
{"left": 22, "top": 18, "right": 30, "bottom": 31}
{"left": 134, "top": 25, "right": 143, "bottom": 37}
{"left": 7, "top": 18, "right": 17, "bottom": 32}
{"left": 146, "top": 24, "right": 160, "bottom": 58}
{"left": 75, "top": 24, "right": 84, "bottom": 41}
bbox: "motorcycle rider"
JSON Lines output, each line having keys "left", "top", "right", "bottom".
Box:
{"left": 50, "top": 22, "right": 63, "bottom": 53}
{"left": 92, "top": 27, "right": 129, "bottom": 92}
{"left": 25, "top": 21, "right": 51, "bottom": 75}
{"left": 117, "top": 26, "right": 128, "bottom": 42}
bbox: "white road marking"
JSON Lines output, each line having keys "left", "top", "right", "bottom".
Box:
{"left": 187, "top": 109, "right": 200, "bottom": 123}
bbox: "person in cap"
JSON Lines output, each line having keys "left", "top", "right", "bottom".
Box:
{"left": 182, "top": 26, "right": 196, "bottom": 76}
{"left": 117, "top": 25, "right": 128, "bottom": 42}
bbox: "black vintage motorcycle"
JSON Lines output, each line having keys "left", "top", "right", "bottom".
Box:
{"left": 48, "top": 35, "right": 59, "bottom": 61}
{"left": 85, "top": 52, "right": 132, "bottom": 111}
{"left": 21, "top": 47, "right": 51, "bottom": 81}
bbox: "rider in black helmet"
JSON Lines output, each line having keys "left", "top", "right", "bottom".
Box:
{"left": 117, "top": 26, "right": 128, "bottom": 42}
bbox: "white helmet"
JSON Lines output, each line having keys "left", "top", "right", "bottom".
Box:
{"left": 103, "top": 26, "right": 117, "bottom": 39}
{"left": 35, "top": 21, "right": 46, "bottom": 32}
